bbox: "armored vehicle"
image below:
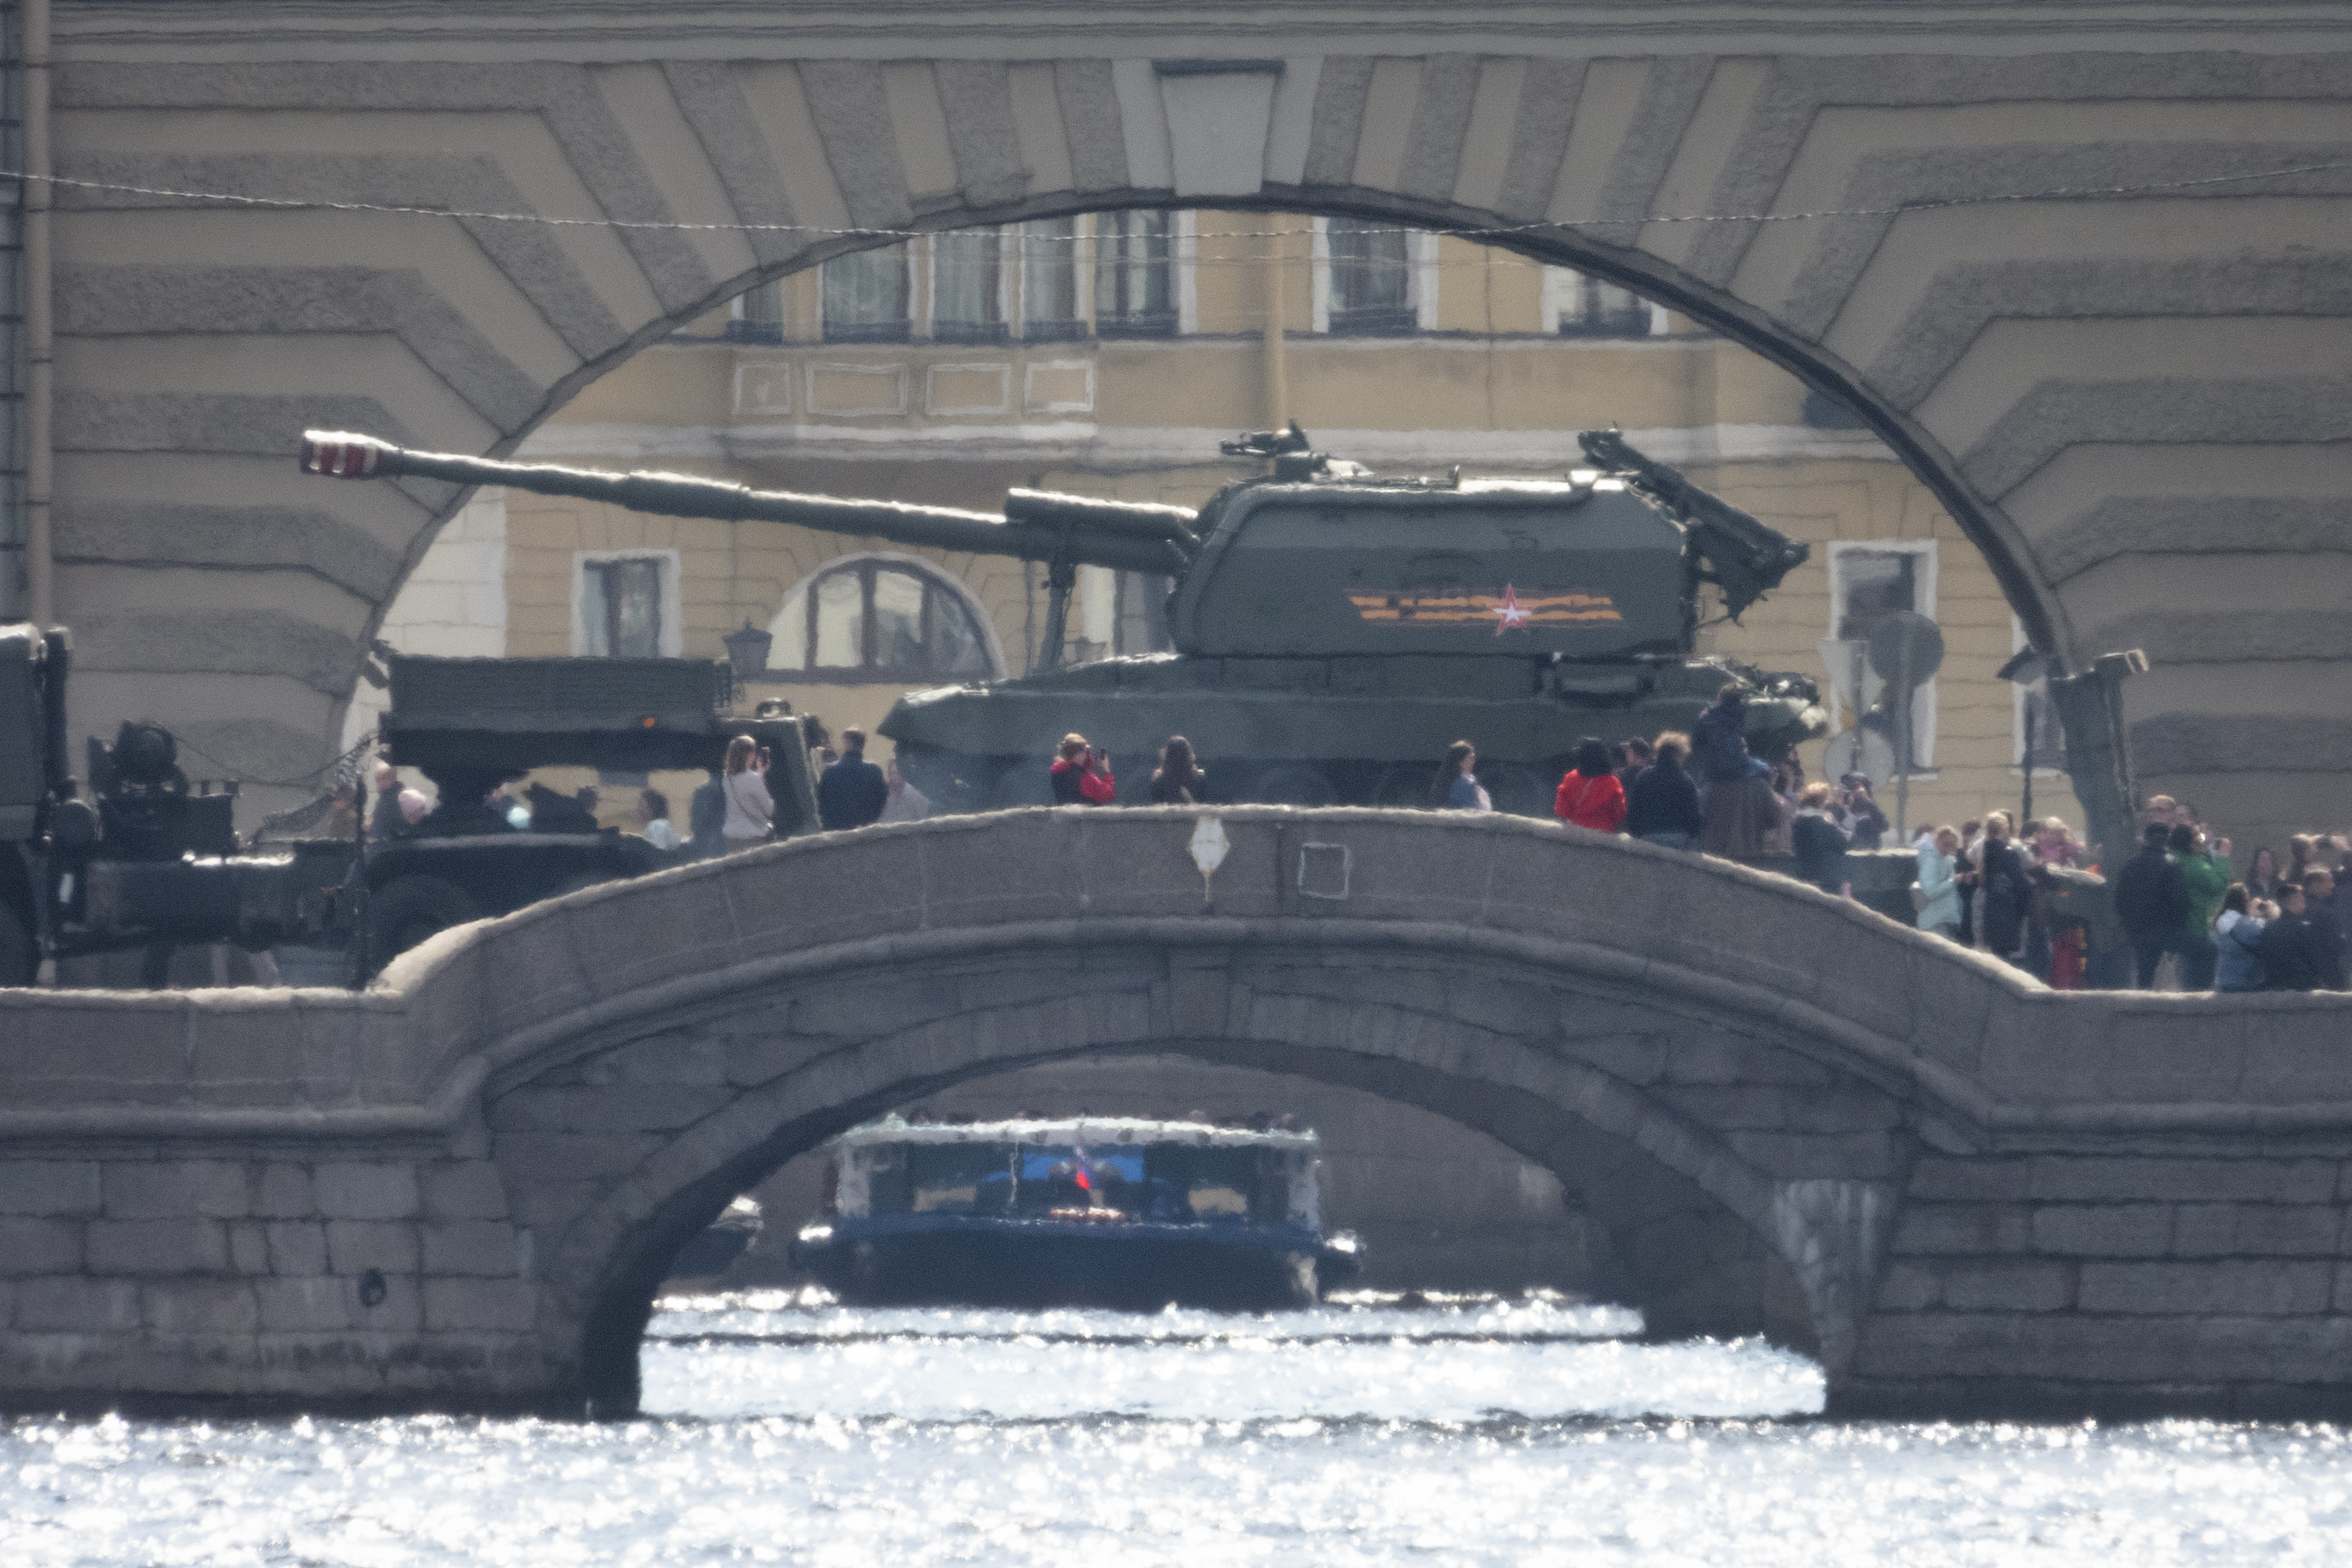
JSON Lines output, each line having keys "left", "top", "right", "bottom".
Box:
{"left": 301, "top": 427, "right": 1824, "bottom": 817}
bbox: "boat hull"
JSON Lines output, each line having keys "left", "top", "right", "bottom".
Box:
{"left": 792, "top": 1216, "right": 1355, "bottom": 1311}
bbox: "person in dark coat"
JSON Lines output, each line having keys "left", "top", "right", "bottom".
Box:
{"left": 1614, "top": 737, "right": 1653, "bottom": 800}
{"left": 1624, "top": 732, "right": 1703, "bottom": 850}
{"left": 2256, "top": 884, "right": 2330, "bottom": 991}
{"left": 368, "top": 760, "right": 407, "bottom": 841}
{"left": 2301, "top": 868, "right": 2349, "bottom": 989}
{"left": 1840, "top": 774, "right": 1890, "bottom": 851}
{"left": 1149, "top": 736, "right": 1206, "bottom": 804}
{"left": 1974, "top": 812, "right": 2033, "bottom": 965}
{"left": 817, "top": 726, "right": 890, "bottom": 831}
{"left": 687, "top": 768, "right": 728, "bottom": 858}
{"left": 1790, "top": 781, "right": 1851, "bottom": 897}
{"left": 2112, "top": 822, "right": 2192, "bottom": 988}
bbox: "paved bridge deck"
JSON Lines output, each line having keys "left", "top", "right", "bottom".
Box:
{"left": 2, "top": 808, "right": 2348, "bottom": 1418}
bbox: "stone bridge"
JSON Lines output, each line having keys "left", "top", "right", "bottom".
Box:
{"left": 2, "top": 808, "right": 2349, "bottom": 1419}
{"left": 28, "top": 0, "right": 2352, "bottom": 846}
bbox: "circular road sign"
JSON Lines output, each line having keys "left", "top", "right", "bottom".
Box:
{"left": 1867, "top": 611, "right": 1945, "bottom": 688}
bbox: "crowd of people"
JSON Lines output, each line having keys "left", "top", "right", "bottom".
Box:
{"left": 384, "top": 696, "right": 2345, "bottom": 997}
{"left": 1910, "top": 810, "right": 2092, "bottom": 985}
{"left": 2109, "top": 798, "right": 2347, "bottom": 993}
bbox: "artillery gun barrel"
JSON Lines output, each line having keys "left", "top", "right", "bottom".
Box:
{"left": 1004, "top": 489, "right": 1199, "bottom": 550}
{"left": 301, "top": 432, "right": 1187, "bottom": 577}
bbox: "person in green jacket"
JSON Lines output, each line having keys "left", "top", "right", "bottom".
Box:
{"left": 2173, "top": 822, "right": 2232, "bottom": 990}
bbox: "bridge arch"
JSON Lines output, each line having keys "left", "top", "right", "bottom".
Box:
{"left": 401, "top": 807, "right": 1992, "bottom": 1414}
{"left": 50, "top": 21, "right": 2352, "bottom": 844}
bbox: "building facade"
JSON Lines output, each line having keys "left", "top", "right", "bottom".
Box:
{"left": 355, "top": 211, "right": 2083, "bottom": 842}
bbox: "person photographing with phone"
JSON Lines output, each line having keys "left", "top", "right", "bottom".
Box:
{"left": 1050, "top": 733, "right": 1116, "bottom": 805}
{"left": 720, "top": 734, "right": 775, "bottom": 850}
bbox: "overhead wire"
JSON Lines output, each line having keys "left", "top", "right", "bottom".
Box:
{"left": 5, "top": 157, "right": 2346, "bottom": 242}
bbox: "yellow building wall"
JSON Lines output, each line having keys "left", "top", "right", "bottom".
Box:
{"left": 1696, "top": 460, "right": 2086, "bottom": 839}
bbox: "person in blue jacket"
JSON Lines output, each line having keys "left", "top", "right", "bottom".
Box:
{"left": 2213, "top": 883, "right": 2269, "bottom": 993}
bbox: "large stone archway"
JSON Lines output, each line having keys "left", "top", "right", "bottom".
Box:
{"left": 42, "top": 5, "right": 2352, "bottom": 842}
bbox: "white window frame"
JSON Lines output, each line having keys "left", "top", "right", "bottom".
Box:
{"left": 1824, "top": 539, "right": 1938, "bottom": 773}
{"left": 922, "top": 227, "right": 1012, "bottom": 342}
{"left": 730, "top": 279, "right": 785, "bottom": 325}
{"left": 764, "top": 550, "right": 1009, "bottom": 683}
{"left": 1011, "top": 216, "right": 1085, "bottom": 342}
{"left": 1311, "top": 216, "right": 1426, "bottom": 335}
{"left": 1541, "top": 265, "right": 1670, "bottom": 339}
{"left": 572, "top": 549, "right": 683, "bottom": 659}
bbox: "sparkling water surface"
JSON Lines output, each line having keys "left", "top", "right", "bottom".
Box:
{"left": 8, "top": 1288, "right": 2352, "bottom": 1565}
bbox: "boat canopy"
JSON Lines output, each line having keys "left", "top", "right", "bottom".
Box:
{"left": 827, "top": 1116, "right": 1319, "bottom": 1152}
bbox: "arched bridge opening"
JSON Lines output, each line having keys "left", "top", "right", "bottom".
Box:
{"left": 418, "top": 808, "right": 1953, "bottom": 1417}
{"left": 548, "top": 1027, "right": 1831, "bottom": 1419}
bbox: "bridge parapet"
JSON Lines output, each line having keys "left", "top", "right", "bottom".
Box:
{"left": 7, "top": 808, "right": 2343, "bottom": 1139}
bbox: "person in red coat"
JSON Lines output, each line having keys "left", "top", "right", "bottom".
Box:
{"left": 1049, "top": 732, "right": 1116, "bottom": 804}
{"left": 1554, "top": 737, "right": 1627, "bottom": 833}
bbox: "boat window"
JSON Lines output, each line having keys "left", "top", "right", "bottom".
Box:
{"left": 1011, "top": 1146, "right": 1144, "bottom": 1213}
{"left": 863, "top": 1148, "right": 913, "bottom": 1215}
{"left": 1146, "top": 1146, "right": 1268, "bottom": 1222}
{"left": 908, "top": 1142, "right": 1016, "bottom": 1214}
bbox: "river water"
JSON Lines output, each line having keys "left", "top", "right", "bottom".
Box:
{"left": 8, "top": 1288, "right": 2352, "bottom": 1564}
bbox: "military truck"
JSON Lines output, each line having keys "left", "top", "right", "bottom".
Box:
{"left": 0, "top": 623, "right": 349, "bottom": 985}
{"left": 0, "top": 623, "right": 820, "bottom": 985}
{"left": 300, "top": 427, "right": 1825, "bottom": 817}
{"left": 353, "top": 653, "right": 820, "bottom": 975}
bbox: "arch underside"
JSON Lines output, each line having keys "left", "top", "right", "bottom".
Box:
{"left": 484, "top": 936, "right": 1905, "bottom": 1415}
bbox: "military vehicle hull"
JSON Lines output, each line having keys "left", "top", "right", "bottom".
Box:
{"left": 885, "top": 653, "right": 1808, "bottom": 814}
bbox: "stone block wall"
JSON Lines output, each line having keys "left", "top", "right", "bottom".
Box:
{"left": 0, "top": 1151, "right": 549, "bottom": 1410}
{"left": 1852, "top": 1150, "right": 2352, "bottom": 1418}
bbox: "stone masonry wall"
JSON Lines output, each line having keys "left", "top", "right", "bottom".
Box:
{"left": 0, "top": 1152, "right": 550, "bottom": 1410}
{"left": 1852, "top": 1150, "right": 2352, "bottom": 1419}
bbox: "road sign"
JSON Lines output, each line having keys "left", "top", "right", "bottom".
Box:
{"left": 1867, "top": 612, "right": 1944, "bottom": 688}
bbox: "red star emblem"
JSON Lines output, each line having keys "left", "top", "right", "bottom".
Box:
{"left": 1491, "top": 584, "right": 1533, "bottom": 636}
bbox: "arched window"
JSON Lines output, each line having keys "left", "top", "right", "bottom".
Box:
{"left": 767, "top": 558, "right": 1000, "bottom": 683}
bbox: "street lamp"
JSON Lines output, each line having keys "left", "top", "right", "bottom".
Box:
{"left": 723, "top": 619, "right": 773, "bottom": 684}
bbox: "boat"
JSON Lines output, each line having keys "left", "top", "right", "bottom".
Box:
{"left": 663, "top": 1194, "right": 763, "bottom": 1291}
{"left": 786, "top": 1116, "right": 1364, "bottom": 1310}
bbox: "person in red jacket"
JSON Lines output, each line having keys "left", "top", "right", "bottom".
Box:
{"left": 1554, "top": 737, "right": 1627, "bottom": 833}
{"left": 1049, "top": 732, "right": 1116, "bottom": 805}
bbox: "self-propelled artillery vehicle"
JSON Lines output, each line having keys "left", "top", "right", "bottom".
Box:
{"left": 301, "top": 427, "right": 1824, "bottom": 817}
